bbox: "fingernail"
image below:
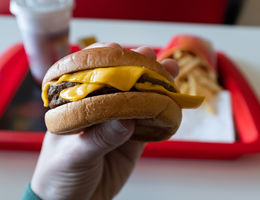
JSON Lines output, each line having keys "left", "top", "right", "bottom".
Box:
{"left": 110, "top": 120, "right": 129, "bottom": 134}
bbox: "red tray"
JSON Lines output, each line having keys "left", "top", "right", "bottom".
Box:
{"left": 0, "top": 43, "right": 260, "bottom": 159}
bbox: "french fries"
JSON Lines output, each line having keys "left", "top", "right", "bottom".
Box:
{"left": 77, "top": 36, "right": 97, "bottom": 49}
{"left": 173, "top": 50, "right": 222, "bottom": 114}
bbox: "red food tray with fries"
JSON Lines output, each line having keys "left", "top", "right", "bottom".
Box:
{"left": 0, "top": 36, "right": 260, "bottom": 159}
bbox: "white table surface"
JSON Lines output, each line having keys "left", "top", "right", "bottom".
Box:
{"left": 0, "top": 16, "right": 260, "bottom": 200}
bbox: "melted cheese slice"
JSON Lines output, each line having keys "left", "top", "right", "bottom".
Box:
{"left": 56, "top": 66, "right": 174, "bottom": 91}
{"left": 60, "top": 83, "right": 103, "bottom": 101}
{"left": 42, "top": 66, "right": 204, "bottom": 108}
{"left": 135, "top": 82, "right": 203, "bottom": 108}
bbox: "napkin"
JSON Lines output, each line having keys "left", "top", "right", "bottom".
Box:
{"left": 171, "top": 91, "right": 235, "bottom": 143}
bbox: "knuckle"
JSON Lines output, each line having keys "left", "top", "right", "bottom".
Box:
{"left": 90, "top": 125, "right": 115, "bottom": 149}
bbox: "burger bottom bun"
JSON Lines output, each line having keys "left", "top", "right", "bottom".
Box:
{"left": 45, "top": 92, "right": 182, "bottom": 142}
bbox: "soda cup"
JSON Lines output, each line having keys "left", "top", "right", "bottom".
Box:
{"left": 10, "top": 0, "right": 74, "bottom": 84}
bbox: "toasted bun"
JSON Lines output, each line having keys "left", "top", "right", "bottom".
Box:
{"left": 45, "top": 92, "right": 182, "bottom": 141}
{"left": 43, "top": 47, "right": 182, "bottom": 141}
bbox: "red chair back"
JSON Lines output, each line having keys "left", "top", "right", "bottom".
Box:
{"left": 2, "top": 0, "right": 228, "bottom": 24}
{"left": 73, "top": 0, "right": 228, "bottom": 24}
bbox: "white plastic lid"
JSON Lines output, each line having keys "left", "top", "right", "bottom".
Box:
{"left": 10, "top": 0, "right": 74, "bottom": 16}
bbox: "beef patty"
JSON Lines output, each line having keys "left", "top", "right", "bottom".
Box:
{"left": 47, "top": 74, "right": 176, "bottom": 108}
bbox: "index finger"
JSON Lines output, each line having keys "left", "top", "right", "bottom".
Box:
{"left": 133, "top": 46, "right": 179, "bottom": 78}
{"left": 160, "top": 58, "right": 179, "bottom": 78}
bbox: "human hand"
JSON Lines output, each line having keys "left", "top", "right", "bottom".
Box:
{"left": 31, "top": 43, "right": 179, "bottom": 200}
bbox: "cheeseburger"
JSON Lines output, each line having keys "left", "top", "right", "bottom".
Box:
{"left": 41, "top": 47, "right": 204, "bottom": 141}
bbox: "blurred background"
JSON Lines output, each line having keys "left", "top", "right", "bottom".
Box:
{"left": 0, "top": 0, "right": 259, "bottom": 26}
{"left": 1, "top": 1, "right": 260, "bottom": 199}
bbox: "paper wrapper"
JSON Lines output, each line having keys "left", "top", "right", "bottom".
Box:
{"left": 171, "top": 91, "right": 235, "bottom": 143}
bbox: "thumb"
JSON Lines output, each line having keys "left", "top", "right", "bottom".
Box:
{"left": 82, "top": 119, "right": 135, "bottom": 156}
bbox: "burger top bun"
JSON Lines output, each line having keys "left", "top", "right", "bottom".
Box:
{"left": 42, "top": 47, "right": 173, "bottom": 88}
